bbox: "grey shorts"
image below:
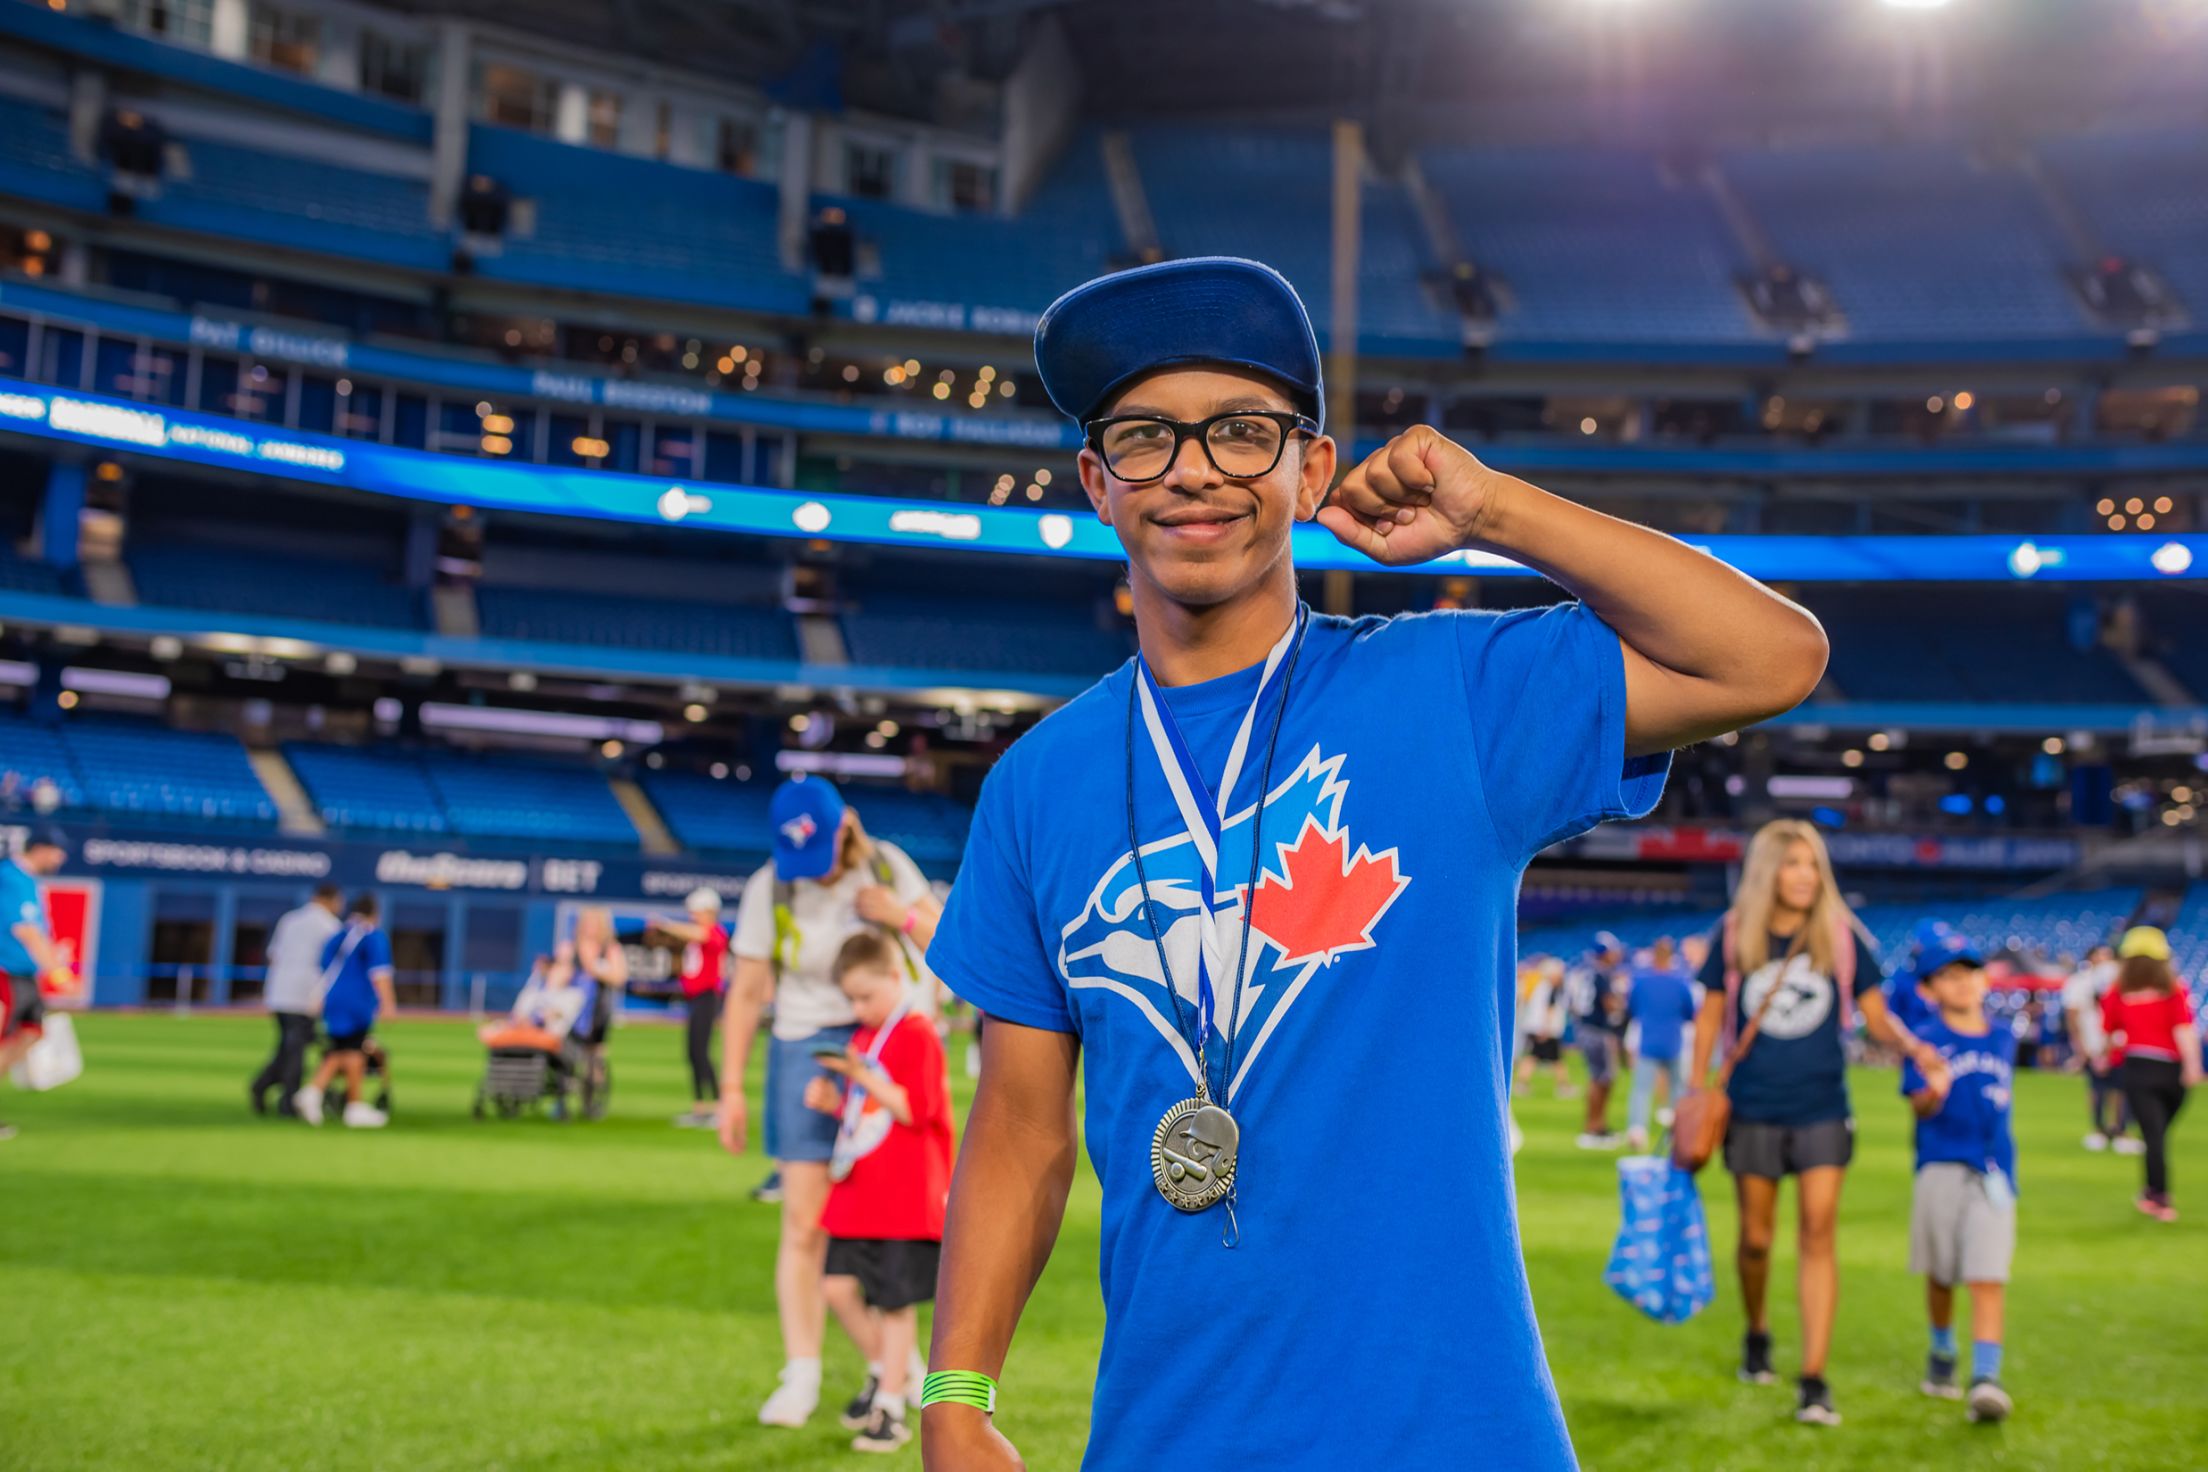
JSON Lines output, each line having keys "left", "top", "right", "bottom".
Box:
{"left": 1724, "top": 1115, "right": 1854, "bottom": 1179}
{"left": 1910, "top": 1162, "right": 2016, "bottom": 1285}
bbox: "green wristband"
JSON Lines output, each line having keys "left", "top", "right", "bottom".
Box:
{"left": 919, "top": 1370, "right": 998, "bottom": 1414}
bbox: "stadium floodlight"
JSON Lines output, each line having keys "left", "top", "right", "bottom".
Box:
{"left": 1882, "top": 0, "right": 1952, "bottom": 8}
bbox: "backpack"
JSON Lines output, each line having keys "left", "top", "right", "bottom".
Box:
{"left": 770, "top": 844, "right": 924, "bottom": 983}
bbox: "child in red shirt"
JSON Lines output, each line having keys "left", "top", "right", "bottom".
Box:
{"left": 2097, "top": 927, "right": 2203, "bottom": 1222}
{"left": 805, "top": 930, "right": 953, "bottom": 1453}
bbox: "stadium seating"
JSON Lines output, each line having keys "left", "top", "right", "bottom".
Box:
{"left": 640, "top": 769, "right": 972, "bottom": 871}
{"left": 285, "top": 744, "right": 450, "bottom": 835}
{"left": 0, "top": 552, "right": 67, "bottom": 596}
{"left": 0, "top": 95, "right": 109, "bottom": 216}
{"left": 841, "top": 594, "right": 1134, "bottom": 678}
{"left": 2037, "top": 127, "right": 2208, "bottom": 326}
{"left": 153, "top": 137, "right": 442, "bottom": 273}
{"left": 832, "top": 126, "right": 1120, "bottom": 317}
{"left": 475, "top": 587, "right": 797, "bottom": 661}
{"left": 130, "top": 544, "right": 425, "bottom": 629}
{"left": 0, "top": 713, "right": 86, "bottom": 810}
{"left": 638, "top": 769, "right": 777, "bottom": 858}
{"left": 1419, "top": 146, "right": 1759, "bottom": 343}
{"left": 1819, "top": 592, "right": 2148, "bottom": 705}
{"left": 59, "top": 718, "right": 276, "bottom": 824}
{"left": 419, "top": 749, "right": 637, "bottom": 846}
{"left": 465, "top": 124, "right": 807, "bottom": 317}
{"left": 1721, "top": 142, "right": 2086, "bottom": 341}
{"left": 1131, "top": 125, "right": 1459, "bottom": 352}
{"left": 1854, "top": 889, "right": 2142, "bottom": 969}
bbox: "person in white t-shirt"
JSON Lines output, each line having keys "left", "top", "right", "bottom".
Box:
{"left": 2065, "top": 945, "right": 2134, "bottom": 1151}
{"left": 249, "top": 884, "right": 342, "bottom": 1118}
{"left": 718, "top": 777, "right": 940, "bottom": 1430}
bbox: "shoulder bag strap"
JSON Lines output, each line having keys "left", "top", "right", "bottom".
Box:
{"left": 1715, "top": 924, "right": 1812, "bottom": 1088}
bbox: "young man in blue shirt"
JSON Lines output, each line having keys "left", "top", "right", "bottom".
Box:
{"left": 918, "top": 257, "right": 1829, "bottom": 1471}
{"left": 1899, "top": 930, "right": 2017, "bottom": 1425}
{"left": 0, "top": 827, "right": 72, "bottom": 1141}
{"left": 296, "top": 893, "right": 397, "bottom": 1129}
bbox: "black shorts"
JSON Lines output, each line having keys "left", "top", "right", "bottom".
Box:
{"left": 326, "top": 1030, "right": 372, "bottom": 1055}
{"left": 825, "top": 1237, "right": 941, "bottom": 1311}
{"left": 1530, "top": 1037, "right": 1562, "bottom": 1063}
{"left": 0, "top": 972, "right": 43, "bottom": 1040}
{"left": 1724, "top": 1116, "right": 1854, "bottom": 1180}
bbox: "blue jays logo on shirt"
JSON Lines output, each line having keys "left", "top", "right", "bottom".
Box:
{"left": 1056, "top": 746, "right": 1410, "bottom": 1092}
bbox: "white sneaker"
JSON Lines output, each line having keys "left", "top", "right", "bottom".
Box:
{"left": 758, "top": 1366, "right": 820, "bottom": 1428}
{"left": 1656, "top": 1106, "right": 1675, "bottom": 1128}
{"left": 1576, "top": 1132, "right": 1619, "bottom": 1150}
{"left": 293, "top": 1088, "right": 324, "bottom": 1126}
{"left": 1508, "top": 1115, "right": 1525, "bottom": 1156}
{"left": 2083, "top": 1132, "right": 2109, "bottom": 1152}
{"left": 2113, "top": 1136, "right": 2146, "bottom": 1156}
{"left": 907, "top": 1347, "right": 928, "bottom": 1394}
{"left": 342, "top": 1101, "right": 389, "bottom": 1129}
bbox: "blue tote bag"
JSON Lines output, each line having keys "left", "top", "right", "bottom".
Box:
{"left": 1604, "top": 1155, "right": 1716, "bottom": 1325}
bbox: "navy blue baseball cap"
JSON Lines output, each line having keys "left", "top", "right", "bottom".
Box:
{"left": 770, "top": 778, "right": 845, "bottom": 881}
{"left": 1907, "top": 921, "right": 1984, "bottom": 982}
{"left": 1033, "top": 257, "right": 1325, "bottom": 430}
{"left": 24, "top": 824, "right": 68, "bottom": 855}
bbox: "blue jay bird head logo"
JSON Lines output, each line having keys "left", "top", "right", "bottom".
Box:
{"left": 779, "top": 813, "right": 818, "bottom": 849}
{"left": 1057, "top": 746, "right": 1409, "bottom": 1088}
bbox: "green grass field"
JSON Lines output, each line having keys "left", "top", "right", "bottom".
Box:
{"left": 2, "top": 1013, "right": 2200, "bottom": 1470}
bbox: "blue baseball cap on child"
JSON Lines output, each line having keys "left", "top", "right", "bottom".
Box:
{"left": 770, "top": 778, "right": 846, "bottom": 882}
{"left": 1034, "top": 257, "right": 1325, "bottom": 430}
{"left": 1907, "top": 920, "right": 1985, "bottom": 982}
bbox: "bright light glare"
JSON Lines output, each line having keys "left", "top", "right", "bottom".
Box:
{"left": 1883, "top": 0, "right": 1952, "bottom": 9}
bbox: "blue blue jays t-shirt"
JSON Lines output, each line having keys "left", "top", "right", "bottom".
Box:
{"left": 1900, "top": 1017, "right": 2017, "bottom": 1193}
{"left": 0, "top": 860, "right": 44, "bottom": 975}
{"left": 1627, "top": 968, "right": 1696, "bottom": 1060}
{"left": 319, "top": 921, "right": 393, "bottom": 1036}
{"left": 928, "top": 605, "right": 1669, "bottom": 1471}
{"left": 1697, "top": 925, "right": 1880, "bottom": 1128}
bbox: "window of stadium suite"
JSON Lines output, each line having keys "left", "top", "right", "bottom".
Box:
{"left": 1540, "top": 396, "right": 1637, "bottom": 442}
{"left": 716, "top": 114, "right": 780, "bottom": 178}
{"left": 932, "top": 157, "right": 998, "bottom": 213}
{"left": 117, "top": 0, "right": 214, "bottom": 49}
{"left": 2096, "top": 386, "right": 2200, "bottom": 441}
{"left": 385, "top": 901, "right": 449, "bottom": 1010}
{"left": 224, "top": 893, "right": 296, "bottom": 1007}
{"left": 359, "top": 29, "right": 433, "bottom": 107}
{"left": 146, "top": 889, "right": 217, "bottom": 1005}
{"left": 247, "top": 1, "right": 320, "bottom": 77}
{"left": 844, "top": 139, "right": 902, "bottom": 200}
{"left": 478, "top": 62, "right": 560, "bottom": 134}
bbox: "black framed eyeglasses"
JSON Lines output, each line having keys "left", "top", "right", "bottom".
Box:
{"left": 1084, "top": 410, "right": 1318, "bottom": 484}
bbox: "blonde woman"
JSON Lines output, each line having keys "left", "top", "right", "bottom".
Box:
{"left": 1688, "top": 819, "right": 1933, "bottom": 1427}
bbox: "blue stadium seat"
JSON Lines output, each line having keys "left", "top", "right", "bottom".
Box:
{"left": 466, "top": 124, "right": 808, "bottom": 317}
{"left": 0, "top": 95, "right": 110, "bottom": 215}
{"left": 1132, "top": 125, "right": 1459, "bottom": 353}
{"left": 2037, "top": 129, "right": 2208, "bottom": 329}
{"left": 841, "top": 594, "right": 1133, "bottom": 678}
{"left": 1419, "top": 145, "right": 1759, "bottom": 344}
{"left": 1721, "top": 143, "right": 2087, "bottom": 341}
{"left": 0, "top": 714, "right": 87, "bottom": 810}
{"left": 475, "top": 587, "right": 798, "bottom": 660}
{"left": 153, "top": 137, "right": 442, "bottom": 273}
{"left": 639, "top": 770, "right": 779, "bottom": 858}
{"left": 831, "top": 126, "right": 1121, "bottom": 318}
{"left": 285, "top": 744, "right": 449, "bottom": 835}
{"left": 131, "top": 544, "right": 424, "bottom": 629}
{"left": 1820, "top": 593, "right": 2147, "bottom": 705}
{"left": 0, "top": 552, "right": 66, "bottom": 597}
{"left": 59, "top": 718, "right": 276, "bottom": 825}
{"left": 419, "top": 750, "right": 637, "bottom": 846}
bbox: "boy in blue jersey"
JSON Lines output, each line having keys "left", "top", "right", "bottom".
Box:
{"left": 1900, "top": 930, "right": 2017, "bottom": 1425}
{"left": 296, "top": 893, "right": 397, "bottom": 1129}
{"left": 918, "top": 257, "right": 1830, "bottom": 1472}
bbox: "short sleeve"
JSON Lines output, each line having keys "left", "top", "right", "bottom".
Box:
{"left": 925, "top": 766, "right": 1075, "bottom": 1034}
{"left": 1848, "top": 928, "right": 1882, "bottom": 999}
{"left": 365, "top": 929, "right": 394, "bottom": 974}
{"left": 731, "top": 865, "right": 777, "bottom": 962}
{"left": 1899, "top": 1051, "right": 1928, "bottom": 1097}
{"left": 1695, "top": 927, "right": 1726, "bottom": 991}
{"left": 1454, "top": 602, "right": 1671, "bottom": 863}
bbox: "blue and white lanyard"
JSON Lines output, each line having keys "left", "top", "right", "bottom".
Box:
{"left": 832, "top": 991, "right": 914, "bottom": 1163}
{"left": 1131, "top": 607, "right": 1303, "bottom": 1061}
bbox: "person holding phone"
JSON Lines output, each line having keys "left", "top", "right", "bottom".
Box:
{"left": 720, "top": 779, "right": 940, "bottom": 1430}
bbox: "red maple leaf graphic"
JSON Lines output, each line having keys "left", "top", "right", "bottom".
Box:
{"left": 1240, "top": 816, "right": 1409, "bottom": 970}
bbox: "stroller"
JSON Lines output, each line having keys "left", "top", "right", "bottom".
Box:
{"left": 472, "top": 971, "right": 614, "bottom": 1121}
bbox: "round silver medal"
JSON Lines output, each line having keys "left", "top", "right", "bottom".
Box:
{"left": 1150, "top": 1097, "right": 1239, "bottom": 1212}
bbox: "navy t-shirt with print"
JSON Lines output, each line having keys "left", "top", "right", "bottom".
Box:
{"left": 928, "top": 605, "right": 1669, "bottom": 1472}
{"left": 1698, "top": 925, "right": 1881, "bottom": 1128}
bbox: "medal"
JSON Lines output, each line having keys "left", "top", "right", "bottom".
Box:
{"left": 1150, "top": 1096, "right": 1240, "bottom": 1211}
{"left": 1125, "top": 605, "right": 1308, "bottom": 1222}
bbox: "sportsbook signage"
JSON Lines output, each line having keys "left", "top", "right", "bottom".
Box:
{"left": 4, "top": 822, "right": 763, "bottom": 897}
